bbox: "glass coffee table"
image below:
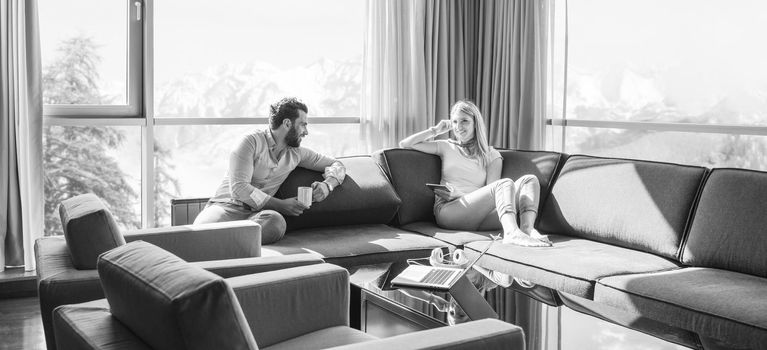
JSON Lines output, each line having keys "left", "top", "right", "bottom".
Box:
{"left": 348, "top": 262, "right": 498, "bottom": 338}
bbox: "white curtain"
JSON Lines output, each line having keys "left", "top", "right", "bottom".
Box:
{"left": 360, "top": 0, "right": 429, "bottom": 152}
{"left": 362, "top": 0, "right": 550, "bottom": 152}
{"left": 1, "top": 0, "right": 44, "bottom": 272}
{"left": 475, "top": 0, "right": 550, "bottom": 150}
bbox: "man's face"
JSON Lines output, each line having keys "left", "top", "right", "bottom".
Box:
{"left": 285, "top": 111, "right": 309, "bottom": 147}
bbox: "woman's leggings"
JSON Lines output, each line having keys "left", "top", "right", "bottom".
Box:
{"left": 435, "top": 175, "right": 540, "bottom": 231}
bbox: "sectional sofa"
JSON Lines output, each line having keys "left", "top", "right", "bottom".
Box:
{"left": 377, "top": 149, "right": 766, "bottom": 350}
{"left": 37, "top": 148, "right": 767, "bottom": 350}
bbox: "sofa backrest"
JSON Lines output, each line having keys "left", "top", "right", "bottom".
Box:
{"left": 98, "top": 241, "right": 258, "bottom": 350}
{"left": 377, "top": 148, "right": 566, "bottom": 226}
{"left": 275, "top": 155, "right": 402, "bottom": 231}
{"left": 374, "top": 149, "right": 442, "bottom": 226}
{"left": 538, "top": 155, "right": 707, "bottom": 260}
{"left": 682, "top": 168, "right": 767, "bottom": 277}
{"left": 496, "top": 149, "right": 566, "bottom": 218}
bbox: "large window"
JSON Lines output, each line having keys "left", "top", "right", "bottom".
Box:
{"left": 154, "top": 0, "right": 362, "bottom": 119}
{"left": 565, "top": 0, "right": 767, "bottom": 125}
{"left": 548, "top": 0, "right": 767, "bottom": 170}
{"left": 39, "top": 0, "right": 142, "bottom": 116}
{"left": 545, "top": 1, "right": 767, "bottom": 348}
{"left": 40, "top": 0, "right": 365, "bottom": 231}
{"left": 42, "top": 125, "right": 141, "bottom": 236}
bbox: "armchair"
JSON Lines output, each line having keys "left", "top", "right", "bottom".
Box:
{"left": 36, "top": 193, "right": 323, "bottom": 350}
{"left": 53, "top": 241, "right": 525, "bottom": 349}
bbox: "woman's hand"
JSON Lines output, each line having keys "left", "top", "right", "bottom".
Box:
{"left": 432, "top": 119, "right": 451, "bottom": 136}
{"left": 433, "top": 183, "right": 462, "bottom": 201}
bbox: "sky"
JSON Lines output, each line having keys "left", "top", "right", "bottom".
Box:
{"left": 38, "top": 0, "right": 365, "bottom": 100}
{"left": 568, "top": 0, "right": 767, "bottom": 117}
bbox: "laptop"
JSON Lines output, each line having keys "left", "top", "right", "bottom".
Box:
{"left": 391, "top": 238, "right": 497, "bottom": 291}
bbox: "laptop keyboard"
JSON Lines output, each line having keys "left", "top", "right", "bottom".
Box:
{"left": 421, "top": 269, "right": 456, "bottom": 285}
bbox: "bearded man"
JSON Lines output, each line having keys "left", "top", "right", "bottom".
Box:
{"left": 194, "top": 97, "right": 345, "bottom": 244}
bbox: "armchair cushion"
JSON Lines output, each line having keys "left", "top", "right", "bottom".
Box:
{"left": 228, "top": 263, "right": 350, "bottom": 347}
{"left": 264, "top": 326, "right": 376, "bottom": 350}
{"left": 97, "top": 241, "right": 257, "bottom": 350}
{"left": 327, "top": 319, "right": 524, "bottom": 350}
{"left": 59, "top": 193, "right": 125, "bottom": 269}
{"left": 52, "top": 299, "right": 152, "bottom": 350}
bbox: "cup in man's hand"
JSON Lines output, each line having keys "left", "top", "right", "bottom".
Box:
{"left": 298, "top": 186, "right": 312, "bottom": 207}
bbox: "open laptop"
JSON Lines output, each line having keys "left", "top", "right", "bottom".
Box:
{"left": 391, "top": 238, "right": 497, "bottom": 291}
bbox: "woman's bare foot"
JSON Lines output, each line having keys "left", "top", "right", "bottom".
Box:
{"left": 528, "top": 228, "right": 553, "bottom": 245}
{"left": 503, "top": 229, "right": 552, "bottom": 247}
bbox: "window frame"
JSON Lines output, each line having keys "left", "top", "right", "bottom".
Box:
{"left": 42, "top": 0, "right": 143, "bottom": 118}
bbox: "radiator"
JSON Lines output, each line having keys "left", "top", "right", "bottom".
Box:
{"left": 170, "top": 197, "right": 210, "bottom": 225}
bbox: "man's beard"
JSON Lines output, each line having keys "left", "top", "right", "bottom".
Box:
{"left": 286, "top": 126, "right": 302, "bottom": 147}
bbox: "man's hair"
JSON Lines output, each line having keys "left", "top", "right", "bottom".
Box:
{"left": 269, "top": 97, "right": 308, "bottom": 129}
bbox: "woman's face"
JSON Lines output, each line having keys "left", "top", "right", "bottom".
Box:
{"left": 451, "top": 111, "right": 475, "bottom": 143}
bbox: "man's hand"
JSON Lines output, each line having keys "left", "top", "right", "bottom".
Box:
{"left": 311, "top": 181, "right": 331, "bottom": 202}
{"left": 271, "top": 197, "right": 309, "bottom": 216}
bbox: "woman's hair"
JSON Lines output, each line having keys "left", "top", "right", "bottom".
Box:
{"left": 450, "top": 100, "right": 492, "bottom": 167}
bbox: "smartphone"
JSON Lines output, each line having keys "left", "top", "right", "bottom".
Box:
{"left": 425, "top": 183, "right": 450, "bottom": 192}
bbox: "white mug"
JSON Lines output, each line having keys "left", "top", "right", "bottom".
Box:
{"left": 298, "top": 186, "right": 312, "bottom": 207}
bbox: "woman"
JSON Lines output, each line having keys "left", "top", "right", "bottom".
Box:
{"left": 399, "top": 100, "right": 551, "bottom": 247}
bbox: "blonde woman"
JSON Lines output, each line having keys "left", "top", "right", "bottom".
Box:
{"left": 399, "top": 100, "right": 551, "bottom": 247}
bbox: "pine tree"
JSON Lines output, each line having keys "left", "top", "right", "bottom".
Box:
{"left": 42, "top": 36, "right": 155, "bottom": 235}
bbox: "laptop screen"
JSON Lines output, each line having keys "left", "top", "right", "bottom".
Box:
{"left": 459, "top": 238, "right": 497, "bottom": 274}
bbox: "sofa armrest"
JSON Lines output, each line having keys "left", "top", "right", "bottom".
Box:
{"left": 330, "top": 319, "right": 525, "bottom": 350}
{"left": 227, "top": 263, "right": 349, "bottom": 348}
{"left": 123, "top": 220, "right": 261, "bottom": 261}
{"left": 36, "top": 237, "right": 106, "bottom": 350}
{"left": 193, "top": 253, "right": 325, "bottom": 279}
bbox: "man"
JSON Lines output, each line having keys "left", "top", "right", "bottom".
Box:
{"left": 194, "top": 97, "right": 345, "bottom": 244}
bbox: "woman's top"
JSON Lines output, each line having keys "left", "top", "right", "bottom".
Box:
{"left": 433, "top": 140, "right": 502, "bottom": 212}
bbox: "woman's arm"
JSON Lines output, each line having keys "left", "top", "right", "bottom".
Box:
{"left": 485, "top": 157, "right": 503, "bottom": 185}
{"left": 399, "top": 120, "right": 451, "bottom": 154}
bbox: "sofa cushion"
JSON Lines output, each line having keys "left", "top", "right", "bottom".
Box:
{"left": 276, "top": 155, "right": 401, "bottom": 231}
{"left": 595, "top": 267, "right": 767, "bottom": 350}
{"left": 401, "top": 221, "right": 496, "bottom": 247}
{"left": 538, "top": 155, "right": 706, "bottom": 260}
{"left": 260, "top": 224, "right": 449, "bottom": 268}
{"left": 59, "top": 193, "right": 126, "bottom": 269}
{"left": 682, "top": 168, "right": 767, "bottom": 277}
{"left": 97, "top": 241, "right": 257, "bottom": 350}
{"left": 496, "top": 149, "right": 565, "bottom": 214}
{"left": 375, "top": 149, "right": 442, "bottom": 226}
{"left": 465, "top": 235, "right": 681, "bottom": 299}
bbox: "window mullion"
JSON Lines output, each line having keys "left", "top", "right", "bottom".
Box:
{"left": 141, "top": 0, "right": 154, "bottom": 228}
